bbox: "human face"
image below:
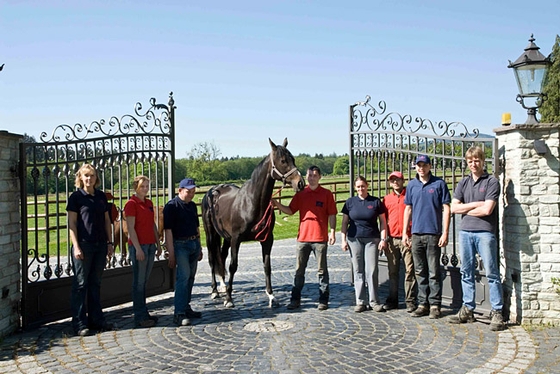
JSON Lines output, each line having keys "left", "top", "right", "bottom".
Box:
{"left": 306, "top": 170, "right": 321, "bottom": 189}
{"left": 466, "top": 156, "right": 484, "bottom": 176}
{"left": 136, "top": 180, "right": 150, "bottom": 200}
{"left": 415, "top": 162, "right": 431, "bottom": 178}
{"left": 354, "top": 180, "right": 368, "bottom": 198}
{"left": 80, "top": 171, "right": 97, "bottom": 192}
{"left": 389, "top": 177, "right": 404, "bottom": 193}
{"left": 178, "top": 187, "right": 196, "bottom": 202}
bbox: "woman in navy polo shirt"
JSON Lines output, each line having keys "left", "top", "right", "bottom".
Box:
{"left": 67, "top": 163, "right": 115, "bottom": 336}
{"left": 341, "top": 176, "right": 388, "bottom": 313}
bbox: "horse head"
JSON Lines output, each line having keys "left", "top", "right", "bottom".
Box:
{"left": 268, "top": 138, "right": 305, "bottom": 192}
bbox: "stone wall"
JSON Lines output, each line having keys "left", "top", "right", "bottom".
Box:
{"left": 0, "top": 131, "right": 22, "bottom": 338}
{"left": 495, "top": 123, "right": 560, "bottom": 325}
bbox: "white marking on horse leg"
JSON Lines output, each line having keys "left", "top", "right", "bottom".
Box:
{"left": 218, "top": 279, "right": 227, "bottom": 293}
{"left": 267, "top": 291, "right": 279, "bottom": 308}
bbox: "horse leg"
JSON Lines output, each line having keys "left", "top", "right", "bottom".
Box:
{"left": 206, "top": 231, "right": 221, "bottom": 299}
{"left": 218, "top": 240, "right": 230, "bottom": 294}
{"left": 224, "top": 241, "right": 238, "bottom": 308}
{"left": 262, "top": 240, "right": 279, "bottom": 308}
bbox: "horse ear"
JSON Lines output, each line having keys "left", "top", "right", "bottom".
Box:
{"left": 269, "top": 138, "right": 277, "bottom": 151}
{"left": 282, "top": 138, "right": 288, "bottom": 147}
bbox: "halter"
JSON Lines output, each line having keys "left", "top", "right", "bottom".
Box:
{"left": 269, "top": 151, "right": 299, "bottom": 185}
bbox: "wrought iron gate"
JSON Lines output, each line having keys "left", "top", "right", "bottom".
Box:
{"left": 20, "top": 93, "right": 176, "bottom": 329}
{"left": 349, "top": 96, "right": 498, "bottom": 312}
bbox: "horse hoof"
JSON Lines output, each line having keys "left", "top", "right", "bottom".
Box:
{"left": 224, "top": 301, "right": 235, "bottom": 308}
{"left": 211, "top": 292, "right": 219, "bottom": 300}
{"left": 269, "top": 299, "right": 280, "bottom": 308}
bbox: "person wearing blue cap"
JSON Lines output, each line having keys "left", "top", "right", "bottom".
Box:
{"left": 402, "top": 154, "right": 451, "bottom": 319}
{"left": 163, "top": 178, "right": 203, "bottom": 326}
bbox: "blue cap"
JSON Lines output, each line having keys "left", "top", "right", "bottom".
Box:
{"left": 179, "top": 178, "right": 197, "bottom": 189}
{"left": 415, "top": 154, "right": 431, "bottom": 164}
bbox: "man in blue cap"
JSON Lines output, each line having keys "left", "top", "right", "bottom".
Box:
{"left": 164, "top": 178, "right": 203, "bottom": 326}
{"left": 402, "top": 155, "right": 451, "bottom": 319}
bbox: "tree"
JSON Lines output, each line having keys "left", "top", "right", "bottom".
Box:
{"left": 333, "top": 157, "right": 349, "bottom": 175}
{"left": 540, "top": 35, "right": 560, "bottom": 123}
{"left": 185, "top": 141, "right": 228, "bottom": 183}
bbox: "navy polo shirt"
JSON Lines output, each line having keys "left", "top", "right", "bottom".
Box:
{"left": 404, "top": 173, "right": 451, "bottom": 235}
{"left": 66, "top": 188, "right": 109, "bottom": 243}
{"left": 163, "top": 196, "right": 199, "bottom": 239}
{"left": 342, "top": 195, "right": 386, "bottom": 238}
{"left": 453, "top": 172, "right": 499, "bottom": 232}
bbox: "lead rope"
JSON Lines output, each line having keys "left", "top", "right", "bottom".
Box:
{"left": 252, "top": 186, "right": 285, "bottom": 242}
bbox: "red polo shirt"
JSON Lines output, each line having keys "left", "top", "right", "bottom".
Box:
{"left": 124, "top": 195, "right": 156, "bottom": 245}
{"left": 289, "top": 185, "right": 337, "bottom": 242}
{"left": 383, "top": 187, "right": 411, "bottom": 238}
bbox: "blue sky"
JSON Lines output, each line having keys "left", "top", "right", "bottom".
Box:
{"left": 1, "top": 0, "right": 558, "bottom": 158}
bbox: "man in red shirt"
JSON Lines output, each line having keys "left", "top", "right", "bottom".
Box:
{"left": 272, "top": 166, "right": 337, "bottom": 311}
{"left": 383, "top": 171, "right": 418, "bottom": 312}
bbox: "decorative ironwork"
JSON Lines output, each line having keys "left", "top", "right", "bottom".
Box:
{"left": 40, "top": 95, "right": 173, "bottom": 143}
{"left": 352, "top": 95, "right": 480, "bottom": 138}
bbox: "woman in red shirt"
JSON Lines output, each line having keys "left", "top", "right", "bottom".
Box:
{"left": 125, "top": 175, "right": 162, "bottom": 328}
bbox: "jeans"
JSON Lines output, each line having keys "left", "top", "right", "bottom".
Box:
{"left": 459, "top": 230, "right": 503, "bottom": 311}
{"left": 411, "top": 234, "right": 442, "bottom": 307}
{"left": 347, "top": 237, "right": 381, "bottom": 306}
{"left": 386, "top": 237, "right": 417, "bottom": 304}
{"left": 173, "top": 239, "right": 201, "bottom": 315}
{"left": 291, "top": 242, "right": 329, "bottom": 303}
{"left": 71, "top": 242, "right": 107, "bottom": 332}
{"left": 129, "top": 243, "right": 156, "bottom": 323}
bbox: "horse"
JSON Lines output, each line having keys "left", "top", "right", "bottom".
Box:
{"left": 113, "top": 205, "right": 165, "bottom": 266}
{"left": 202, "top": 138, "right": 305, "bottom": 308}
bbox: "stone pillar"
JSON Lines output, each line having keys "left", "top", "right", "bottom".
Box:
{"left": 495, "top": 123, "right": 560, "bottom": 325}
{"left": 0, "top": 131, "right": 23, "bottom": 338}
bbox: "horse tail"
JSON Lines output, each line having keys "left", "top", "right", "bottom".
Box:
{"left": 202, "top": 189, "right": 226, "bottom": 278}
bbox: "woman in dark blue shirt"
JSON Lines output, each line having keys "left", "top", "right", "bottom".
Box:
{"left": 341, "top": 176, "right": 388, "bottom": 312}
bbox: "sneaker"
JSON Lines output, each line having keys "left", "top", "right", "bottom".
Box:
{"left": 489, "top": 310, "right": 506, "bottom": 331}
{"left": 77, "top": 328, "right": 90, "bottom": 337}
{"left": 429, "top": 306, "right": 441, "bottom": 319}
{"left": 411, "top": 305, "right": 430, "bottom": 317}
{"left": 406, "top": 302, "right": 417, "bottom": 313}
{"left": 136, "top": 319, "right": 156, "bottom": 328}
{"left": 449, "top": 305, "right": 476, "bottom": 324}
{"left": 354, "top": 305, "right": 367, "bottom": 313}
{"left": 174, "top": 314, "right": 191, "bottom": 326}
{"left": 185, "top": 307, "right": 202, "bottom": 319}
{"left": 287, "top": 300, "right": 300, "bottom": 310}
{"left": 318, "top": 303, "right": 328, "bottom": 311}
{"left": 371, "top": 303, "right": 386, "bottom": 312}
{"left": 383, "top": 303, "right": 398, "bottom": 311}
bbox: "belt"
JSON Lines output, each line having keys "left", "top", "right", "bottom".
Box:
{"left": 175, "top": 235, "right": 199, "bottom": 241}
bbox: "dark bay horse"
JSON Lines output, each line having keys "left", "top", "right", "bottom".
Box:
{"left": 202, "top": 138, "right": 304, "bottom": 308}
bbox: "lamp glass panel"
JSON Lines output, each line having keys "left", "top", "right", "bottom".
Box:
{"left": 514, "top": 64, "right": 548, "bottom": 95}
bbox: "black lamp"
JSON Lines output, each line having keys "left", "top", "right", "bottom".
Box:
{"left": 507, "top": 34, "right": 552, "bottom": 124}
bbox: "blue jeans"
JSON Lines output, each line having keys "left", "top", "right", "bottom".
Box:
{"left": 71, "top": 242, "right": 107, "bottom": 332}
{"left": 347, "top": 237, "right": 381, "bottom": 306}
{"left": 291, "top": 242, "right": 329, "bottom": 303}
{"left": 129, "top": 243, "right": 156, "bottom": 323}
{"left": 411, "top": 234, "right": 442, "bottom": 307}
{"left": 459, "top": 230, "right": 503, "bottom": 311}
{"left": 173, "top": 239, "right": 201, "bottom": 315}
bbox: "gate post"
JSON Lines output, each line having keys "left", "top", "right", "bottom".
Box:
{"left": 0, "top": 131, "right": 23, "bottom": 338}
{"left": 495, "top": 123, "right": 560, "bottom": 325}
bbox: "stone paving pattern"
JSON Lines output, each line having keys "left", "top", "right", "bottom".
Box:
{"left": 1, "top": 238, "right": 560, "bottom": 373}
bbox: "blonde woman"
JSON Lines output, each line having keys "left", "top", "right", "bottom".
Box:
{"left": 67, "top": 163, "right": 115, "bottom": 336}
{"left": 124, "top": 175, "right": 162, "bottom": 328}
